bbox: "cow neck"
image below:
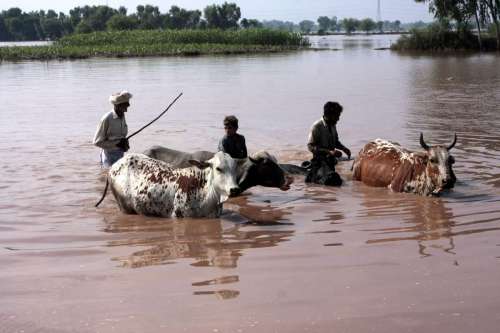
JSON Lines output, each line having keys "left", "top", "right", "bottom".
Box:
{"left": 407, "top": 156, "right": 434, "bottom": 195}
{"left": 198, "top": 166, "right": 223, "bottom": 208}
{"left": 235, "top": 158, "right": 252, "bottom": 191}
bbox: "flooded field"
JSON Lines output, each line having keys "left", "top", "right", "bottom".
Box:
{"left": 1, "top": 35, "right": 500, "bottom": 332}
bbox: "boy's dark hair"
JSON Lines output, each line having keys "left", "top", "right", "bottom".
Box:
{"left": 223, "top": 115, "right": 239, "bottom": 129}
{"left": 323, "top": 101, "right": 343, "bottom": 117}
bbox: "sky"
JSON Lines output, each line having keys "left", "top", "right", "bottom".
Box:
{"left": 1, "top": 0, "right": 434, "bottom": 23}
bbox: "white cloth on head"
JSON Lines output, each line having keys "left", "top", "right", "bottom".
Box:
{"left": 109, "top": 91, "right": 132, "bottom": 105}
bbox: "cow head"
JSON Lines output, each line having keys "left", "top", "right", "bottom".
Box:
{"left": 189, "top": 151, "right": 240, "bottom": 200}
{"left": 420, "top": 133, "right": 457, "bottom": 195}
{"left": 303, "top": 159, "right": 342, "bottom": 186}
{"left": 236, "top": 151, "right": 292, "bottom": 194}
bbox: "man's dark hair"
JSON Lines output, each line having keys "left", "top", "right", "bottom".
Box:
{"left": 323, "top": 101, "right": 343, "bottom": 117}
{"left": 223, "top": 115, "right": 239, "bottom": 129}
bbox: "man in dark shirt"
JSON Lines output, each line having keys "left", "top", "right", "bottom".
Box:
{"left": 218, "top": 115, "right": 248, "bottom": 159}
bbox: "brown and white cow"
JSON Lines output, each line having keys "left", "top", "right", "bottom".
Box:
{"left": 97, "top": 152, "right": 239, "bottom": 218}
{"left": 352, "top": 134, "right": 457, "bottom": 196}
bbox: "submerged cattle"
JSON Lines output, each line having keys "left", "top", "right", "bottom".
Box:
{"left": 143, "top": 146, "right": 292, "bottom": 194}
{"left": 352, "top": 134, "right": 457, "bottom": 196}
{"left": 97, "top": 152, "right": 240, "bottom": 218}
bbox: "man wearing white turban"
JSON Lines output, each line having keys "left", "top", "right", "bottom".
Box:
{"left": 93, "top": 91, "right": 132, "bottom": 167}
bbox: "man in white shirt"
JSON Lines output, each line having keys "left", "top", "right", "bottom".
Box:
{"left": 93, "top": 91, "right": 132, "bottom": 167}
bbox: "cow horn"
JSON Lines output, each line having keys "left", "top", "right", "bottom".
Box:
{"left": 447, "top": 133, "right": 457, "bottom": 150}
{"left": 419, "top": 133, "right": 430, "bottom": 150}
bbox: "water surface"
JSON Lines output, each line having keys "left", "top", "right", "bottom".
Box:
{"left": 1, "top": 35, "right": 500, "bottom": 333}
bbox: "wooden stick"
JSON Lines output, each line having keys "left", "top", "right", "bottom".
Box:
{"left": 127, "top": 92, "right": 183, "bottom": 140}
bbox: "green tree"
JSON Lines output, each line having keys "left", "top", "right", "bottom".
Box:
{"left": 415, "top": 0, "right": 500, "bottom": 49}
{"left": 240, "top": 18, "right": 262, "bottom": 28}
{"left": 299, "top": 20, "right": 315, "bottom": 33}
{"left": 261, "top": 20, "right": 297, "bottom": 32}
{"left": 5, "top": 7, "right": 22, "bottom": 18}
{"left": 75, "top": 20, "right": 92, "bottom": 34}
{"left": 203, "top": 2, "right": 241, "bottom": 29}
{"left": 136, "top": 5, "right": 162, "bottom": 29}
{"left": 58, "top": 12, "right": 74, "bottom": 35}
{"left": 317, "top": 16, "right": 331, "bottom": 31}
{"left": 164, "top": 6, "right": 201, "bottom": 29}
{"left": 89, "top": 6, "right": 118, "bottom": 31}
{"left": 5, "top": 17, "right": 23, "bottom": 39}
{"left": 484, "top": 0, "right": 500, "bottom": 49}
{"left": 118, "top": 6, "right": 127, "bottom": 16}
{"left": 394, "top": 20, "right": 402, "bottom": 32}
{"left": 106, "top": 14, "right": 139, "bottom": 30}
{"left": 46, "top": 9, "right": 57, "bottom": 19}
{"left": 330, "top": 16, "right": 339, "bottom": 31}
{"left": 69, "top": 7, "right": 84, "bottom": 27}
{"left": 0, "top": 17, "right": 10, "bottom": 40}
{"left": 342, "top": 18, "right": 359, "bottom": 34}
{"left": 1, "top": 8, "right": 46, "bottom": 40}
{"left": 377, "top": 20, "right": 384, "bottom": 32}
{"left": 41, "top": 17, "right": 63, "bottom": 39}
{"left": 359, "top": 18, "right": 376, "bottom": 33}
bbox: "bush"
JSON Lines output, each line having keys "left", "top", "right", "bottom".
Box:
{"left": 56, "top": 29, "right": 309, "bottom": 47}
{"left": 392, "top": 22, "right": 497, "bottom": 51}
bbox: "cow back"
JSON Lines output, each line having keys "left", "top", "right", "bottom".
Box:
{"left": 109, "top": 154, "right": 217, "bottom": 217}
{"left": 353, "top": 140, "right": 414, "bottom": 188}
{"left": 143, "top": 146, "right": 214, "bottom": 169}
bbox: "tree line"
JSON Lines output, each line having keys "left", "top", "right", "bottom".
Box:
{"left": 298, "top": 17, "right": 406, "bottom": 34}
{"left": 261, "top": 19, "right": 426, "bottom": 34}
{"left": 0, "top": 3, "right": 256, "bottom": 41}
{"left": 415, "top": 0, "right": 500, "bottom": 49}
{"left": 0, "top": 3, "right": 417, "bottom": 42}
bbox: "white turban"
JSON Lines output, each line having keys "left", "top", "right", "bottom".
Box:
{"left": 109, "top": 91, "right": 132, "bottom": 105}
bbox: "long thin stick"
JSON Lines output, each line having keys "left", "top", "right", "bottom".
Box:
{"left": 127, "top": 92, "right": 183, "bottom": 140}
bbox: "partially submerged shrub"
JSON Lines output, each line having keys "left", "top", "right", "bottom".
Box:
{"left": 392, "top": 22, "right": 497, "bottom": 51}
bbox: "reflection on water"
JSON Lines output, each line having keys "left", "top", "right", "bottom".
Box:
{"left": 308, "top": 34, "right": 401, "bottom": 50}
{"left": 193, "top": 289, "right": 240, "bottom": 300}
{"left": 362, "top": 195, "right": 456, "bottom": 257}
{"left": 225, "top": 194, "right": 294, "bottom": 225}
{"left": 106, "top": 212, "right": 294, "bottom": 269}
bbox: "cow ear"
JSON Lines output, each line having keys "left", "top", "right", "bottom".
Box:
{"left": 189, "top": 159, "right": 211, "bottom": 169}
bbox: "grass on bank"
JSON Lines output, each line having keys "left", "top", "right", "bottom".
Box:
{"left": 0, "top": 29, "right": 310, "bottom": 61}
{"left": 391, "top": 23, "right": 498, "bottom": 51}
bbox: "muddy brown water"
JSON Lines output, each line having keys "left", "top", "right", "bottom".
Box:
{"left": 1, "top": 35, "right": 500, "bottom": 332}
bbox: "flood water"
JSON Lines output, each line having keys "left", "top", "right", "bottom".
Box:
{"left": 1, "top": 35, "right": 500, "bottom": 332}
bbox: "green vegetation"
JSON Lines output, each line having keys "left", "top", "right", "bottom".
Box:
{"left": 0, "top": 3, "right": 257, "bottom": 41}
{"left": 413, "top": 0, "right": 500, "bottom": 50}
{"left": 0, "top": 29, "right": 309, "bottom": 61}
{"left": 0, "top": 3, "right": 418, "bottom": 42}
{"left": 57, "top": 29, "right": 306, "bottom": 47}
{"left": 391, "top": 22, "right": 497, "bottom": 51}
{"left": 296, "top": 17, "right": 406, "bottom": 35}
{"left": 311, "top": 17, "right": 405, "bottom": 35}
